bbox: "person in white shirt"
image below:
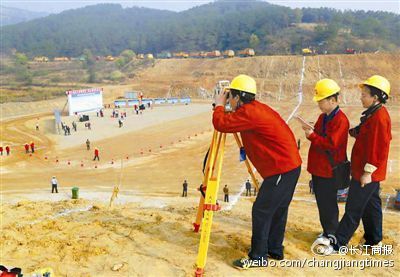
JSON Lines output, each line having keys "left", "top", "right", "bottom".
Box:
{"left": 51, "top": 176, "right": 58, "bottom": 193}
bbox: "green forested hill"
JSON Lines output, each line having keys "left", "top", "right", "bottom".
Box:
{"left": 1, "top": 0, "right": 399, "bottom": 57}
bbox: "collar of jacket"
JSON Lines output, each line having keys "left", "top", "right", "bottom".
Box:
{"left": 322, "top": 106, "right": 340, "bottom": 136}
{"left": 360, "top": 103, "right": 382, "bottom": 124}
{"left": 349, "top": 103, "right": 383, "bottom": 137}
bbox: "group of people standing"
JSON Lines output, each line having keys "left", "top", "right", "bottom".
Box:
{"left": 181, "top": 179, "right": 255, "bottom": 203}
{"left": 212, "top": 74, "right": 392, "bottom": 268}
{"left": 24, "top": 142, "right": 35, "bottom": 153}
{"left": 0, "top": 145, "right": 11, "bottom": 156}
{"left": 61, "top": 121, "right": 79, "bottom": 135}
{"left": 96, "top": 109, "right": 104, "bottom": 117}
{"left": 306, "top": 75, "right": 392, "bottom": 254}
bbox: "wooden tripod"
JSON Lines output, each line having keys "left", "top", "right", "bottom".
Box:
{"left": 194, "top": 130, "right": 260, "bottom": 276}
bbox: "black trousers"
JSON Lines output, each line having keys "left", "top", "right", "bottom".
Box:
{"left": 249, "top": 166, "right": 300, "bottom": 259}
{"left": 52, "top": 185, "right": 58, "bottom": 193}
{"left": 93, "top": 155, "right": 99, "bottom": 161}
{"left": 224, "top": 194, "right": 229, "bottom": 202}
{"left": 182, "top": 189, "right": 187, "bottom": 197}
{"left": 335, "top": 179, "right": 382, "bottom": 246}
{"left": 246, "top": 188, "right": 251, "bottom": 196}
{"left": 312, "top": 175, "right": 339, "bottom": 236}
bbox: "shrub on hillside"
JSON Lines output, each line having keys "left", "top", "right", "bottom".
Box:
{"left": 110, "top": 70, "right": 124, "bottom": 82}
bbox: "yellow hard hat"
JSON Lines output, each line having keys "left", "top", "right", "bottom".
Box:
{"left": 229, "top": 74, "right": 257, "bottom": 95}
{"left": 360, "top": 75, "right": 390, "bottom": 96}
{"left": 313, "top": 79, "right": 340, "bottom": 102}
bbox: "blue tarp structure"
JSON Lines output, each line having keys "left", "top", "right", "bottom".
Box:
{"left": 167, "top": 98, "right": 179, "bottom": 104}
{"left": 154, "top": 98, "right": 167, "bottom": 104}
{"left": 114, "top": 100, "right": 127, "bottom": 107}
{"left": 114, "top": 97, "right": 191, "bottom": 107}
{"left": 180, "top": 97, "right": 191, "bottom": 104}
{"left": 128, "top": 99, "right": 140, "bottom": 106}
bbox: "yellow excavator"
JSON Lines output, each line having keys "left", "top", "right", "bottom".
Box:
{"left": 302, "top": 47, "right": 317, "bottom": 56}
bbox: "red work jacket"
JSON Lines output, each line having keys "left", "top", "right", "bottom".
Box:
{"left": 213, "top": 101, "right": 301, "bottom": 179}
{"left": 307, "top": 109, "right": 349, "bottom": 178}
{"left": 351, "top": 106, "right": 391, "bottom": 182}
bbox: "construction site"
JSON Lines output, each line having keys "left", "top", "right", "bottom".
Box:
{"left": 1, "top": 52, "right": 399, "bottom": 276}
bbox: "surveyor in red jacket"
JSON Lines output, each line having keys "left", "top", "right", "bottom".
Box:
{"left": 324, "top": 75, "right": 392, "bottom": 254}
{"left": 24, "top": 143, "right": 29, "bottom": 153}
{"left": 300, "top": 79, "right": 349, "bottom": 245}
{"left": 0, "top": 146, "right": 3, "bottom": 155}
{"left": 30, "top": 141, "right": 35, "bottom": 153}
{"left": 93, "top": 147, "right": 100, "bottom": 161}
{"left": 5, "top": 145, "right": 10, "bottom": 156}
{"left": 213, "top": 74, "right": 302, "bottom": 268}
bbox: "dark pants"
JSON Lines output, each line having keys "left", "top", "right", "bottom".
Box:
{"left": 246, "top": 188, "right": 251, "bottom": 196}
{"left": 224, "top": 194, "right": 229, "bottom": 202}
{"left": 249, "top": 166, "right": 300, "bottom": 260}
{"left": 93, "top": 155, "right": 99, "bottom": 161}
{"left": 52, "top": 185, "right": 58, "bottom": 193}
{"left": 312, "top": 175, "right": 339, "bottom": 236}
{"left": 182, "top": 189, "right": 187, "bottom": 197}
{"left": 335, "top": 179, "right": 382, "bottom": 246}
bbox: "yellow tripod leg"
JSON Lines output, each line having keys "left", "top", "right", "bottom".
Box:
{"left": 233, "top": 133, "right": 260, "bottom": 190}
{"left": 193, "top": 197, "right": 205, "bottom": 232}
{"left": 193, "top": 130, "right": 218, "bottom": 232}
{"left": 195, "top": 133, "right": 226, "bottom": 276}
{"left": 109, "top": 159, "right": 124, "bottom": 208}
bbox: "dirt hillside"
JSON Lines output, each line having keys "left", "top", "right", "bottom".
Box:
{"left": 1, "top": 53, "right": 399, "bottom": 276}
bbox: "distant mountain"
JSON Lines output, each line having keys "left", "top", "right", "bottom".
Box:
{"left": 1, "top": 1, "right": 399, "bottom": 56}
{"left": 0, "top": 6, "right": 48, "bottom": 26}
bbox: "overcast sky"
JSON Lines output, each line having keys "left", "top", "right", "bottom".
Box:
{"left": 1, "top": 0, "right": 399, "bottom": 14}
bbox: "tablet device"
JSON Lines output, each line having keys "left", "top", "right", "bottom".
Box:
{"left": 295, "top": 115, "right": 314, "bottom": 129}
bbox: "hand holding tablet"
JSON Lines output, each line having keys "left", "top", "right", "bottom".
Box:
{"left": 294, "top": 115, "right": 314, "bottom": 130}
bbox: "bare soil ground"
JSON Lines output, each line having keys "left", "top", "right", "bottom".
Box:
{"left": 0, "top": 53, "right": 399, "bottom": 276}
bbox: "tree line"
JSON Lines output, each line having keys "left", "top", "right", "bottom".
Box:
{"left": 1, "top": 0, "right": 399, "bottom": 57}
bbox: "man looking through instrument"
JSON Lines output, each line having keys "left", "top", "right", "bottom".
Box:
{"left": 213, "top": 74, "right": 302, "bottom": 269}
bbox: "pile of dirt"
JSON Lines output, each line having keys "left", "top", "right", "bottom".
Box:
{"left": 1, "top": 193, "right": 399, "bottom": 276}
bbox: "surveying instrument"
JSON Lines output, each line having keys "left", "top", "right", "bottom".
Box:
{"left": 193, "top": 81, "right": 260, "bottom": 276}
